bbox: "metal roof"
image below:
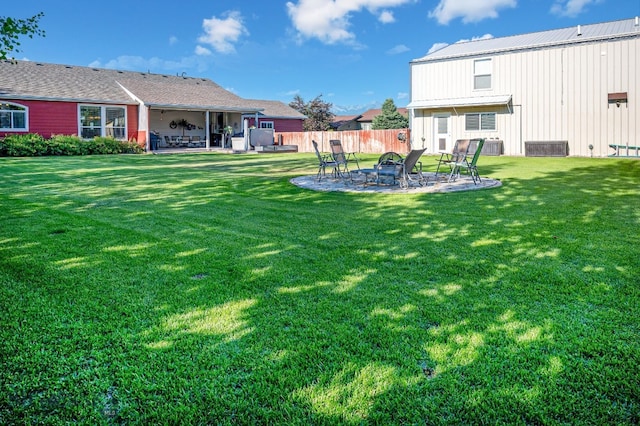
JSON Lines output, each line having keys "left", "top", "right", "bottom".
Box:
{"left": 407, "top": 95, "right": 512, "bottom": 110}
{"left": 413, "top": 17, "right": 640, "bottom": 63}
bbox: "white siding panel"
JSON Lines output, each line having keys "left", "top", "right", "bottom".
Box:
{"left": 410, "top": 34, "right": 638, "bottom": 157}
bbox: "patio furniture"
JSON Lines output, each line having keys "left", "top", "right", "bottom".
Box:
{"left": 435, "top": 139, "right": 471, "bottom": 178}
{"left": 379, "top": 148, "right": 428, "bottom": 189}
{"left": 329, "top": 140, "right": 359, "bottom": 179}
{"left": 313, "top": 140, "right": 338, "bottom": 181}
{"left": 357, "top": 149, "right": 428, "bottom": 189}
{"left": 449, "top": 138, "right": 485, "bottom": 184}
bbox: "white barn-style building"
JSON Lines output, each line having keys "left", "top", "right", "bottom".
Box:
{"left": 408, "top": 17, "right": 639, "bottom": 158}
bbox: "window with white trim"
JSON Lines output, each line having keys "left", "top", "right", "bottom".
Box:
{"left": 473, "top": 58, "right": 492, "bottom": 90}
{"left": 465, "top": 112, "right": 496, "bottom": 131}
{"left": 79, "top": 105, "right": 126, "bottom": 139}
{"left": 259, "top": 121, "right": 274, "bottom": 129}
{"left": 0, "top": 102, "right": 28, "bottom": 131}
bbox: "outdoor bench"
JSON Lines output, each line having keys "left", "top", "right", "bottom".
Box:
{"left": 608, "top": 143, "right": 640, "bottom": 157}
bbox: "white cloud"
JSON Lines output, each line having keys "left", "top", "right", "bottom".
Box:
{"left": 195, "top": 45, "right": 212, "bottom": 56}
{"left": 169, "top": 36, "right": 178, "bottom": 46}
{"left": 387, "top": 44, "right": 410, "bottom": 54}
{"left": 429, "top": 0, "right": 517, "bottom": 25}
{"left": 455, "top": 33, "right": 494, "bottom": 43}
{"left": 379, "top": 10, "right": 395, "bottom": 23}
{"left": 427, "top": 42, "right": 449, "bottom": 54}
{"left": 397, "top": 92, "right": 408, "bottom": 99}
{"left": 198, "top": 11, "right": 249, "bottom": 54}
{"left": 550, "top": 0, "right": 601, "bottom": 17}
{"left": 286, "top": 0, "right": 413, "bottom": 45}
{"left": 425, "top": 33, "right": 493, "bottom": 55}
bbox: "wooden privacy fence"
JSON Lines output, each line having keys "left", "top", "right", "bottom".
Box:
{"left": 274, "top": 129, "right": 412, "bottom": 154}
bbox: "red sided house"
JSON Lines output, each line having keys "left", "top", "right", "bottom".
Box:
{"left": 0, "top": 60, "right": 304, "bottom": 150}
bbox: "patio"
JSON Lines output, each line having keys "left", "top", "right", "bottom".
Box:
{"left": 290, "top": 172, "right": 502, "bottom": 193}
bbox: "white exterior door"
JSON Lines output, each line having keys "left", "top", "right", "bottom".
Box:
{"left": 434, "top": 114, "right": 451, "bottom": 152}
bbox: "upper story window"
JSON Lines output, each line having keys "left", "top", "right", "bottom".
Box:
{"left": 259, "top": 121, "right": 274, "bottom": 129}
{"left": 474, "top": 58, "right": 492, "bottom": 90}
{"left": 79, "top": 105, "right": 126, "bottom": 139}
{"left": 0, "top": 102, "right": 28, "bottom": 131}
{"left": 465, "top": 112, "right": 496, "bottom": 131}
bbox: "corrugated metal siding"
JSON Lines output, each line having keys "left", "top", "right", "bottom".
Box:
{"left": 409, "top": 34, "right": 638, "bottom": 157}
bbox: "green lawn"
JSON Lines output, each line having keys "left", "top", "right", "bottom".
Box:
{"left": 0, "top": 153, "right": 638, "bottom": 425}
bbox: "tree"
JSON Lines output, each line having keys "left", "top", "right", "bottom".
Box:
{"left": 1, "top": 13, "right": 45, "bottom": 61}
{"left": 289, "top": 94, "right": 334, "bottom": 131}
{"left": 372, "top": 98, "right": 409, "bottom": 130}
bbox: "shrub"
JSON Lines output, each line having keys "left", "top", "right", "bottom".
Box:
{"left": 0, "top": 134, "right": 144, "bottom": 157}
{"left": 0, "top": 133, "right": 44, "bottom": 156}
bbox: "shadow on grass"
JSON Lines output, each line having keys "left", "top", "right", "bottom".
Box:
{"left": 0, "top": 154, "right": 638, "bottom": 424}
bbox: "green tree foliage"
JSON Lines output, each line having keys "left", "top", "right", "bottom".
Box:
{"left": 0, "top": 13, "right": 45, "bottom": 61}
{"left": 289, "top": 94, "right": 334, "bottom": 131}
{"left": 372, "top": 98, "right": 409, "bottom": 130}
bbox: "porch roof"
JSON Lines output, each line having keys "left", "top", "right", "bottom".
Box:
{"left": 407, "top": 94, "right": 512, "bottom": 110}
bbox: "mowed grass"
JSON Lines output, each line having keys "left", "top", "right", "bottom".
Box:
{"left": 0, "top": 152, "right": 638, "bottom": 425}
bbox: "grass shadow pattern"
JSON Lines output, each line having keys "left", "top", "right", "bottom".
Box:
{"left": 0, "top": 153, "right": 638, "bottom": 424}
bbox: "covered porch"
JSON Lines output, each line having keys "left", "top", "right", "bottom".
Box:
{"left": 147, "top": 107, "right": 260, "bottom": 151}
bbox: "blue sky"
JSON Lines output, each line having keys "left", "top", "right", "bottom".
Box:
{"left": 5, "top": 0, "right": 639, "bottom": 114}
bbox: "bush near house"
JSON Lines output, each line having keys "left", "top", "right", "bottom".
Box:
{"left": 0, "top": 134, "right": 144, "bottom": 157}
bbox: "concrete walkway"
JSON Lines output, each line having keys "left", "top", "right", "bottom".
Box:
{"left": 291, "top": 172, "right": 502, "bottom": 194}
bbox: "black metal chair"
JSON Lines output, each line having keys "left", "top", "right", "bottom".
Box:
{"left": 312, "top": 140, "right": 338, "bottom": 181}
{"left": 375, "top": 148, "right": 428, "bottom": 188}
{"left": 435, "top": 139, "right": 471, "bottom": 178}
{"left": 449, "top": 138, "right": 485, "bottom": 184}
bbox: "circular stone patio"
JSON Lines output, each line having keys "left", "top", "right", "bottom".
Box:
{"left": 290, "top": 172, "right": 502, "bottom": 194}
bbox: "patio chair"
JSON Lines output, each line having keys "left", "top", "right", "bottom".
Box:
{"left": 375, "top": 148, "right": 428, "bottom": 189}
{"left": 329, "top": 139, "right": 359, "bottom": 179}
{"left": 313, "top": 140, "right": 338, "bottom": 181}
{"left": 435, "top": 139, "right": 471, "bottom": 178}
{"left": 449, "top": 138, "right": 485, "bottom": 184}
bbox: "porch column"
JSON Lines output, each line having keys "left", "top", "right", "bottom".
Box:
{"left": 205, "top": 110, "right": 211, "bottom": 149}
{"left": 139, "top": 104, "right": 150, "bottom": 150}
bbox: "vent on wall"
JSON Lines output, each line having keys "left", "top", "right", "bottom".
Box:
{"left": 525, "top": 141, "right": 569, "bottom": 157}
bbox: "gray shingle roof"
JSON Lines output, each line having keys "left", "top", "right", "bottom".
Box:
{"left": 243, "top": 99, "right": 306, "bottom": 119}
{"left": 0, "top": 60, "right": 263, "bottom": 112}
{"left": 414, "top": 17, "right": 640, "bottom": 63}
